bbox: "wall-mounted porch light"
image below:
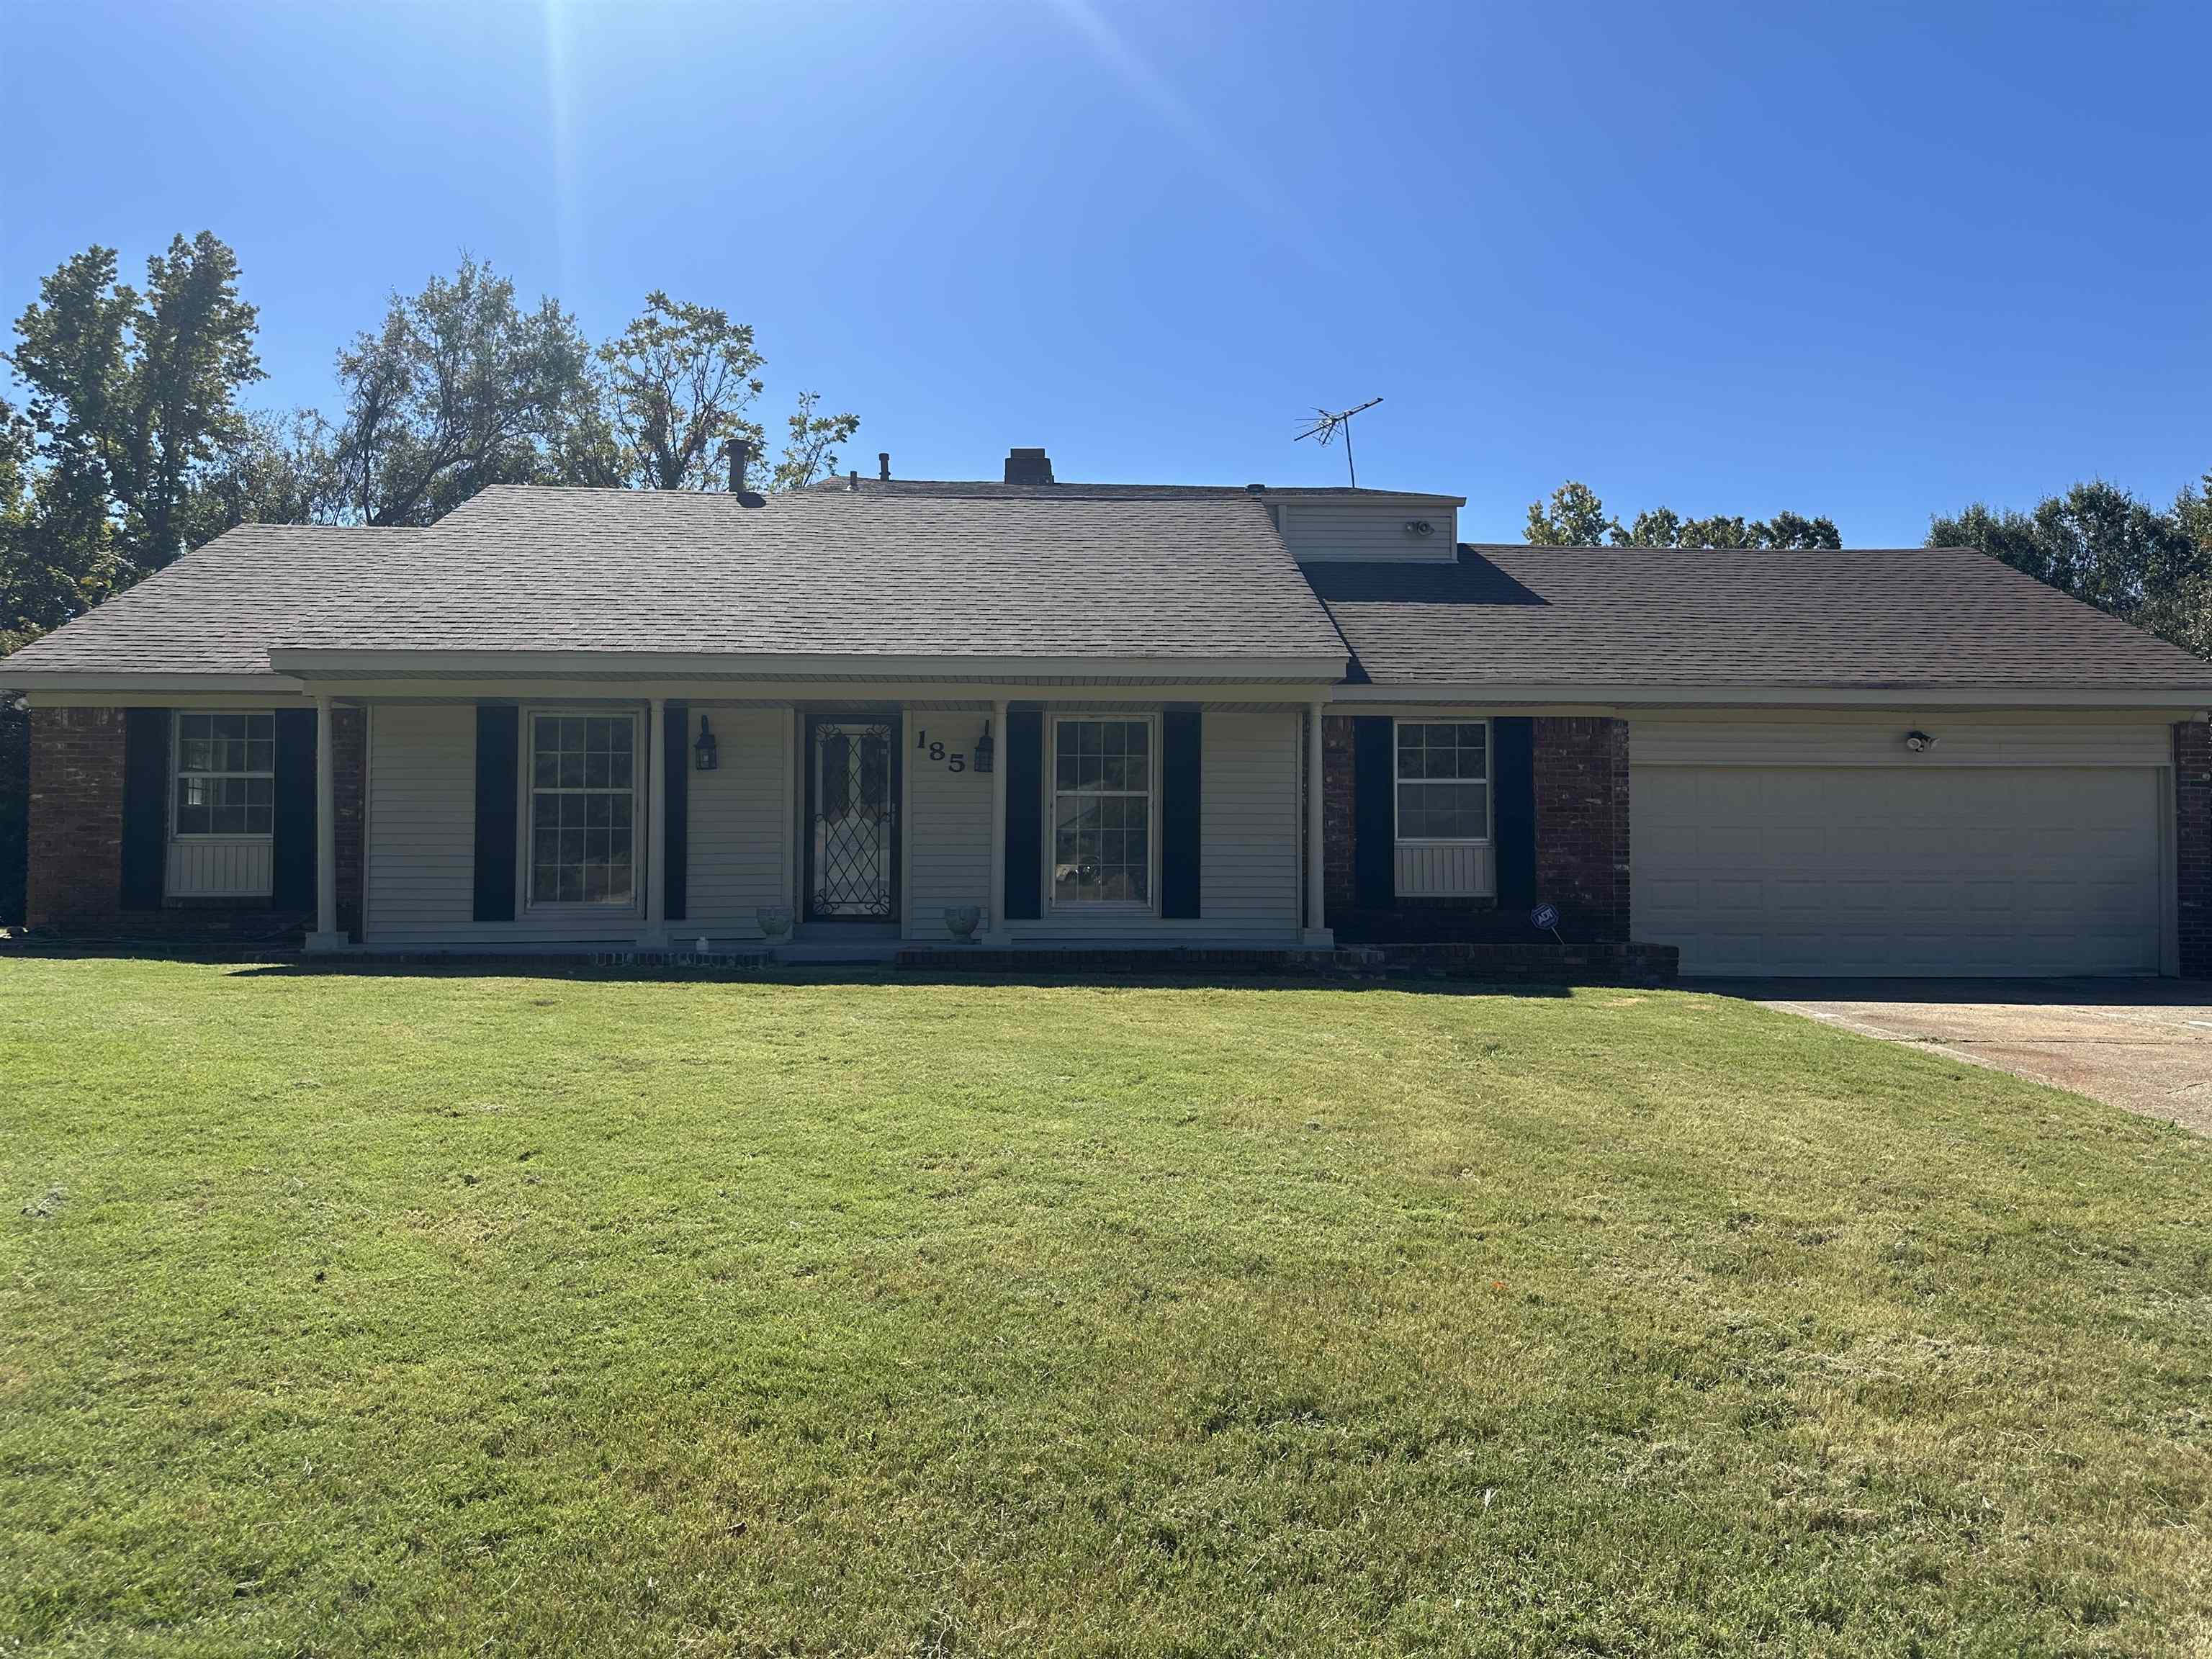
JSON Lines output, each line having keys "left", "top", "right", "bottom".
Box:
{"left": 974, "top": 718, "right": 994, "bottom": 774}
{"left": 694, "top": 714, "right": 719, "bottom": 770}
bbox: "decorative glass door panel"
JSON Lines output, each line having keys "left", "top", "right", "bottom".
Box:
{"left": 807, "top": 718, "right": 898, "bottom": 919}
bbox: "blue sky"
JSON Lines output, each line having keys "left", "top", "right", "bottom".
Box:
{"left": 4, "top": 0, "right": 2206, "bottom": 544}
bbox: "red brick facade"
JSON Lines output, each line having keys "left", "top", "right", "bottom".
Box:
{"left": 333, "top": 705, "right": 366, "bottom": 938}
{"left": 1532, "top": 716, "right": 1631, "bottom": 945}
{"left": 1322, "top": 716, "right": 1358, "bottom": 912}
{"left": 2177, "top": 719, "right": 2211, "bottom": 979}
{"left": 1322, "top": 714, "right": 1632, "bottom": 945}
{"left": 25, "top": 706, "right": 127, "bottom": 930}
{"left": 24, "top": 704, "right": 364, "bottom": 942}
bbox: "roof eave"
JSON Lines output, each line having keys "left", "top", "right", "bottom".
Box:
{"left": 1329, "top": 680, "right": 2212, "bottom": 711}
{"left": 264, "top": 647, "right": 1349, "bottom": 684}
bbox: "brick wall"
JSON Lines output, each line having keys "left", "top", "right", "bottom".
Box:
{"left": 1322, "top": 716, "right": 1357, "bottom": 912}
{"left": 1534, "top": 716, "right": 1630, "bottom": 944}
{"left": 24, "top": 703, "right": 367, "bottom": 942}
{"left": 2178, "top": 719, "right": 2211, "bottom": 979}
{"left": 25, "top": 706, "right": 126, "bottom": 929}
{"left": 1322, "top": 714, "right": 1632, "bottom": 945}
{"left": 333, "top": 704, "right": 366, "bottom": 938}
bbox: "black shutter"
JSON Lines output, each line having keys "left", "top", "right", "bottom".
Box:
{"left": 1493, "top": 716, "right": 1536, "bottom": 910}
{"left": 1004, "top": 709, "right": 1043, "bottom": 920}
{"left": 1352, "top": 716, "right": 1395, "bottom": 909}
{"left": 663, "top": 702, "right": 688, "bottom": 923}
{"left": 269, "top": 708, "right": 317, "bottom": 912}
{"left": 472, "top": 704, "right": 519, "bottom": 922}
{"left": 120, "top": 708, "right": 170, "bottom": 911}
{"left": 1161, "top": 710, "right": 1202, "bottom": 918}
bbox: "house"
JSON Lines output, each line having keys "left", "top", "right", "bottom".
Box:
{"left": 7, "top": 444, "right": 2211, "bottom": 978}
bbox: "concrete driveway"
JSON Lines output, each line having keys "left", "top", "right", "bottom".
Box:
{"left": 1707, "top": 979, "right": 2212, "bottom": 1136}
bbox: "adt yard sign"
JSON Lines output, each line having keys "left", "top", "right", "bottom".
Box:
{"left": 1531, "top": 903, "right": 1559, "bottom": 931}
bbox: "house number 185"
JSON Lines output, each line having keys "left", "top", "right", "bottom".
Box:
{"left": 913, "top": 729, "right": 966, "bottom": 772}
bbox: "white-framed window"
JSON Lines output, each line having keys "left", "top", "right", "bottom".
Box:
{"left": 1051, "top": 714, "right": 1155, "bottom": 907}
{"left": 1394, "top": 720, "right": 1491, "bottom": 842}
{"left": 526, "top": 711, "right": 639, "bottom": 908}
{"left": 173, "top": 711, "right": 274, "bottom": 837}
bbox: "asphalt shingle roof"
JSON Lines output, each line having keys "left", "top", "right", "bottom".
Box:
{"left": 1308, "top": 544, "right": 2212, "bottom": 691}
{"left": 2, "top": 485, "right": 1347, "bottom": 677}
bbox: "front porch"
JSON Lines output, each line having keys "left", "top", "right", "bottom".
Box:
{"left": 316, "top": 682, "right": 1339, "bottom": 957}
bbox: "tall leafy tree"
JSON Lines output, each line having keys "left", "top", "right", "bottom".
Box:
{"left": 331, "top": 256, "right": 601, "bottom": 526}
{"left": 5, "top": 233, "right": 262, "bottom": 573}
{"left": 598, "top": 291, "right": 856, "bottom": 492}
{"left": 1529, "top": 481, "right": 1840, "bottom": 549}
{"left": 1930, "top": 478, "right": 2210, "bottom": 657}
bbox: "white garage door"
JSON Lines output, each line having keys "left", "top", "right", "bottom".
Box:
{"left": 1633, "top": 760, "right": 2167, "bottom": 977}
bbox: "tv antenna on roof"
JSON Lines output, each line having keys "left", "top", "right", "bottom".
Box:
{"left": 1295, "top": 396, "right": 1382, "bottom": 487}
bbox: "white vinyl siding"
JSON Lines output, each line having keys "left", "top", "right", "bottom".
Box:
{"left": 1274, "top": 502, "right": 1457, "bottom": 563}
{"left": 166, "top": 838, "right": 274, "bottom": 899}
{"left": 365, "top": 703, "right": 644, "bottom": 948}
{"left": 1631, "top": 719, "right": 2172, "bottom": 978}
{"left": 906, "top": 711, "right": 992, "bottom": 939}
{"left": 1005, "top": 708, "right": 1300, "bottom": 943}
{"left": 685, "top": 708, "right": 791, "bottom": 938}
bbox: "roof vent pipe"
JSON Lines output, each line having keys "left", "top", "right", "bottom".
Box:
{"left": 878, "top": 451, "right": 891, "bottom": 482}
{"left": 1004, "top": 446, "right": 1053, "bottom": 485}
{"left": 723, "top": 439, "right": 765, "bottom": 508}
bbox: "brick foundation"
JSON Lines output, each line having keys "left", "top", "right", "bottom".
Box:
{"left": 2178, "top": 719, "right": 2211, "bottom": 979}
{"left": 24, "top": 703, "right": 365, "bottom": 943}
{"left": 1532, "top": 716, "right": 1630, "bottom": 944}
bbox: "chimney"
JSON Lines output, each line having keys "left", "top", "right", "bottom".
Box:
{"left": 1004, "top": 446, "right": 1053, "bottom": 485}
{"left": 878, "top": 451, "right": 891, "bottom": 482}
{"left": 724, "top": 439, "right": 752, "bottom": 493}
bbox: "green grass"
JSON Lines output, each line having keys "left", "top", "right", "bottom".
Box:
{"left": 3, "top": 960, "right": 2209, "bottom": 1657}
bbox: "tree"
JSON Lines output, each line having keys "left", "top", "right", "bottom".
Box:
{"left": 772, "top": 388, "right": 860, "bottom": 491}
{"left": 597, "top": 291, "right": 857, "bottom": 493}
{"left": 1527, "top": 481, "right": 1840, "bottom": 549}
{"left": 598, "top": 292, "right": 763, "bottom": 492}
{"left": 1930, "top": 478, "right": 2210, "bottom": 657}
{"left": 5, "top": 233, "right": 263, "bottom": 573}
{"left": 331, "top": 256, "right": 600, "bottom": 526}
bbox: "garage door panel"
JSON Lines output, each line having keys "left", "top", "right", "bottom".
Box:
{"left": 1632, "top": 762, "right": 2163, "bottom": 977}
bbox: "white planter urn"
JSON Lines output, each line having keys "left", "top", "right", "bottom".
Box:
{"left": 755, "top": 904, "right": 795, "bottom": 944}
{"left": 943, "top": 904, "right": 983, "bottom": 943}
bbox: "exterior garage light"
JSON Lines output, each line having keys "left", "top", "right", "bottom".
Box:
{"left": 694, "top": 714, "right": 719, "bottom": 770}
{"left": 974, "top": 719, "right": 994, "bottom": 774}
{"left": 1905, "top": 730, "right": 1938, "bottom": 753}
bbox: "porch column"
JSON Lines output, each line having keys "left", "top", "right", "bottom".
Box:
{"left": 306, "top": 693, "right": 344, "bottom": 952}
{"left": 1303, "top": 699, "right": 1333, "bottom": 948}
{"left": 642, "top": 696, "right": 669, "bottom": 946}
{"left": 987, "top": 697, "right": 1010, "bottom": 943}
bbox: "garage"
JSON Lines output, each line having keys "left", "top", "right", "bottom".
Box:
{"left": 1631, "top": 720, "right": 2174, "bottom": 978}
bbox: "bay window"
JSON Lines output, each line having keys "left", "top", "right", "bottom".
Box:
{"left": 1052, "top": 716, "right": 1154, "bottom": 907}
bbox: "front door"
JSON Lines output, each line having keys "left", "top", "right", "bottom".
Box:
{"left": 805, "top": 714, "right": 900, "bottom": 921}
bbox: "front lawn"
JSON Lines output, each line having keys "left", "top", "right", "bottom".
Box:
{"left": 3, "top": 960, "right": 2208, "bottom": 1655}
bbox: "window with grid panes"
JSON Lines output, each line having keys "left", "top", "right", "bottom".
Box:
{"left": 1051, "top": 716, "right": 1153, "bottom": 905}
{"left": 529, "top": 714, "right": 638, "bottom": 905}
{"left": 174, "top": 712, "right": 275, "bottom": 836}
{"left": 1394, "top": 721, "right": 1490, "bottom": 841}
